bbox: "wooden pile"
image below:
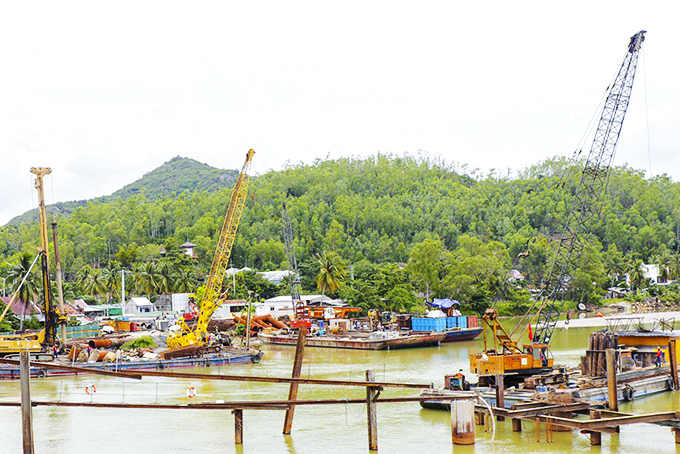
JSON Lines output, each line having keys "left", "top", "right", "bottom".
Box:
{"left": 580, "top": 331, "right": 618, "bottom": 377}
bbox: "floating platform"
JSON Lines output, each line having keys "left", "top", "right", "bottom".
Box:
{"left": 259, "top": 331, "right": 454, "bottom": 350}
{"left": 0, "top": 347, "right": 262, "bottom": 380}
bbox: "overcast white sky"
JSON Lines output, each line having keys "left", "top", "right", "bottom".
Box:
{"left": 1, "top": 1, "right": 677, "bottom": 225}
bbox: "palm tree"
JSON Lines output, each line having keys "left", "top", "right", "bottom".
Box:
{"left": 174, "top": 268, "right": 197, "bottom": 293}
{"left": 316, "top": 251, "right": 346, "bottom": 299}
{"left": 652, "top": 253, "right": 674, "bottom": 284}
{"left": 134, "top": 262, "right": 159, "bottom": 298}
{"left": 625, "top": 258, "right": 646, "bottom": 292}
{"left": 79, "top": 266, "right": 107, "bottom": 300}
{"left": 101, "top": 266, "right": 121, "bottom": 303}
{"left": 605, "top": 256, "right": 625, "bottom": 285}
{"left": 156, "top": 262, "right": 174, "bottom": 295}
{"left": 7, "top": 253, "right": 41, "bottom": 329}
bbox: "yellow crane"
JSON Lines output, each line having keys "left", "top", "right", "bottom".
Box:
{"left": 0, "top": 167, "right": 67, "bottom": 357}
{"left": 167, "top": 149, "right": 255, "bottom": 348}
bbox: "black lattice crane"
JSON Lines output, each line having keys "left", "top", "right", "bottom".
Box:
{"left": 531, "top": 30, "right": 646, "bottom": 344}
{"left": 471, "top": 31, "right": 647, "bottom": 383}
{"left": 282, "top": 202, "right": 308, "bottom": 327}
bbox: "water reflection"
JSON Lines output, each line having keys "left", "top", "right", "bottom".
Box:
{"left": 0, "top": 324, "right": 678, "bottom": 453}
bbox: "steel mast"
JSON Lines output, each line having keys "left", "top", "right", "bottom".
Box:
{"left": 532, "top": 30, "right": 646, "bottom": 344}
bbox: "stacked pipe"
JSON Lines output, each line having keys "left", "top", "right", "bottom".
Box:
{"left": 233, "top": 314, "right": 289, "bottom": 336}
{"left": 581, "top": 331, "right": 618, "bottom": 377}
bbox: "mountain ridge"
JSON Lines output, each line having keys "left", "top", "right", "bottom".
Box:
{"left": 6, "top": 157, "right": 239, "bottom": 226}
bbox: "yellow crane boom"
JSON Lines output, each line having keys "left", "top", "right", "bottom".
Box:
{"left": 167, "top": 149, "right": 255, "bottom": 348}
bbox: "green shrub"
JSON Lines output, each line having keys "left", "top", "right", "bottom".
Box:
{"left": 121, "top": 335, "right": 156, "bottom": 351}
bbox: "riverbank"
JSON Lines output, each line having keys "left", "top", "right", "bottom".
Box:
{"left": 554, "top": 310, "right": 680, "bottom": 329}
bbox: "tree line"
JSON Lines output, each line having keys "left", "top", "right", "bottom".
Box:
{"left": 2, "top": 154, "right": 680, "bottom": 318}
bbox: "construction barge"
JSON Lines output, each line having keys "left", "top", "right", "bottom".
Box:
{"left": 260, "top": 331, "right": 450, "bottom": 350}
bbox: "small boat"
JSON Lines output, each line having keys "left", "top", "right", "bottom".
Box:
{"left": 0, "top": 347, "right": 263, "bottom": 380}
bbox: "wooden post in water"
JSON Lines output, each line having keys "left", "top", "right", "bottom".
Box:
{"left": 673, "top": 428, "right": 680, "bottom": 444}
{"left": 366, "top": 370, "right": 378, "bottom": 451}
{"left": 450, "top": 394, "right": 475, "bottom": 445}
{"left": 512, "top": 418, "right": 522, "bottom": 432}
{"left": 606, "top": 348, "right": 619, "bottom": 412}
{"left": 589, "top": 409, "right": 602, "bottom": 446}
{"left": 283, "top": 325, "right": 307, "bottom": 435}
{"left": 668, "top": 339, "right": 678, "bottom": 390}
{"left": 233, "top": 409, "right": 243, "bottom": 444}
{"left": 495, "top": 374, "right": 505, "bottom": 421}
{"left": 20, "top": 350, "right": 34, "bottom": 454}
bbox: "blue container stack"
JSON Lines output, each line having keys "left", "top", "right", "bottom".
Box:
{"left": 457, "top": 315, "right": 468, "bottom": 329}
{"left": 446, "top": 317, "right": 457, "bottom": 329}
{"left": 411, "top": 317, "right": 446, "bottom": 332}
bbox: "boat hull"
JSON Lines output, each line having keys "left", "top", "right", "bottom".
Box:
{"left": 0, "top": 348, "right": 261, "bottom": 380}
{"left": 260, "top": 332, "right": 447, "bottom": 350}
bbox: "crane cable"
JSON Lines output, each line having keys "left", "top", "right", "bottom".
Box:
{"left": 507, "top": 48, "right": 632, "bottom": 341}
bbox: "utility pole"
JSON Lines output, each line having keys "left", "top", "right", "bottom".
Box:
{"left": 121, "top": 270, "right": 126, "bottom": 304}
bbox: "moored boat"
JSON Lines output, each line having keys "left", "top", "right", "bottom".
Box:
{"left": 260, "top": 331, "right": 447, "bottom": 350}
{"left": 0, "top": 347, "right": 263, "bottom": 380}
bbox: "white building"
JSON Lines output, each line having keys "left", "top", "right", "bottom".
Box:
{"left": 179, "top": 241, "right": 198, "bottom": 258}
{"left": 171, "top": 293, "right": 192, "bottom": 313}
{"left": 123, "top": 297, "right": 156, "bottom": 314}
{"left": 255, "top": 295, "right": 346, "bottom": 318}
{"left": 626, "top": 263, "right": 661, "bottom": 286}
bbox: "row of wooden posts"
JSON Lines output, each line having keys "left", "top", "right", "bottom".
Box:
{"left": 18, "top": 332, "right": 680, "bottom": 451}
{"left": 11, "top": 326, "right": 478, "bottom": 453}
{"left": 480, "top": 339, "right": 680, "bottom": 447}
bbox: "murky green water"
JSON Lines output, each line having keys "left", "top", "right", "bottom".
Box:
{"left": 1, "top": 325, "right": 678, "bottom": 453}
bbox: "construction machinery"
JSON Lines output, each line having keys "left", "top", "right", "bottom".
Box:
{"left": 281, "top": 202, "right": 310, "bottom": 328}
{"left": 471, "top": 31, "right": 647, "bottom": 383}
{"left": 0, "top": 167, "right": 67, "bottom": 357}
{"left": 166, "top": 149, "right": 255, "bottom": 348}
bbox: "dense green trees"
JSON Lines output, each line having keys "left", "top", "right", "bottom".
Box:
{"left": 3, "top": 154, "right": 680, "bottom": 315}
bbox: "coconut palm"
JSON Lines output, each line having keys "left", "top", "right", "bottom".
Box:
{"left": 156, "top": 262, "right": 175, "bottom": 295}
{"left": 7, "top": 253, "right": 40, "bottom": 330}
{"left": 316, "top": 251, "right": 346, "bottom": 298}
{"left": 174, "top": 268, "right": 198, "bottom": 293}
{"left": 78, "top": 266, "right": 108, "bottom": 300}
{"left": 101, "top": 266, "right": 121, "bottom": 302}
{"left": 625, "top": 258, "right": 646, "bottom": 292}
{"left": 605, "top": 255, "right": 625, "bottom": 285}
{"left": 134, "top": 262, "right": 160, "bottom": 298}
{"left": 652, "top": 253, "right": 674, "bottom": 284}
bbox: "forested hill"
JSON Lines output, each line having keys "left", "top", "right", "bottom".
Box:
{"left": 6, "top": 157, "right": 239, "bottom": 226}
{"left": 2, "top": 153, "right": 680, "bottom": 311}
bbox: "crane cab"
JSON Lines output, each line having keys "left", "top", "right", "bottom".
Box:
{"left": 470, "top": 343, "right": 554, "bottom": 385}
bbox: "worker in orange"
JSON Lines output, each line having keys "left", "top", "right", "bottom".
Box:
{"left": 655, "top": 347, "right": 664, "bottom": 368}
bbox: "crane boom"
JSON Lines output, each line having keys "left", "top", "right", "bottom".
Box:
{"left": 470, "top": 31, "right": 646, "bottom": 384}
{"left": 532, "top": 31, "right": 646, "bottom": 344}
{"left": 281, "top": 202, "right": 301, "bottom": 302}
{"left": 167, "top": 149, "right": 255, "bottom": 348}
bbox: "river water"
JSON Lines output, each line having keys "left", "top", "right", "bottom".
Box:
{"left": 1, "top": 324, "right": 679, "bottom": 453}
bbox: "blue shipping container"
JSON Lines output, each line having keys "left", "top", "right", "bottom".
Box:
{"left": 411, "top": 317, "right": 446, "bottom": 332}
{"left": 457, "top": 316, "right": 467, "bottom": 329}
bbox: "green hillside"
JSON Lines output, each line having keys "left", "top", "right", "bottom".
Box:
{"left": 6, "top": 157, "right": 239, "bottom": 226}
{"left": 2, "top": 153, "right": 680, "bottom": 316}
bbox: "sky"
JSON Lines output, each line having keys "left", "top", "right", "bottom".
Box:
{"left": 1, "top": 1, "right": 678, "bottom": 225}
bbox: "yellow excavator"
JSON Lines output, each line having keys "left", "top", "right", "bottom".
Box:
{"left": 0, "top": 167, "right": 67, "bottom": 357}
{"left": 167, "top": 149, "right": 255, "bottom": 349}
